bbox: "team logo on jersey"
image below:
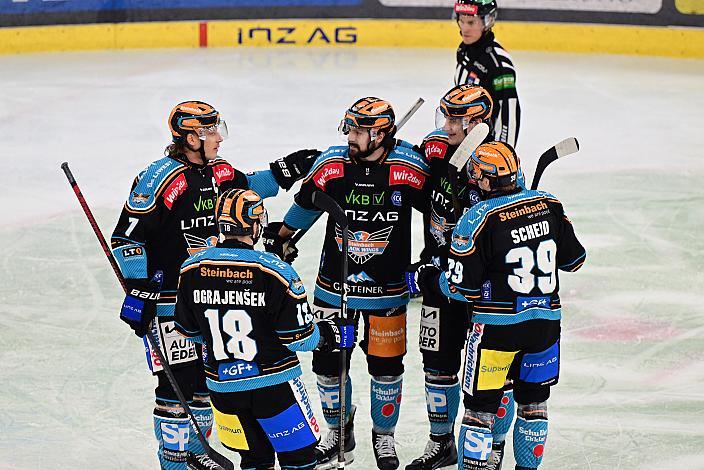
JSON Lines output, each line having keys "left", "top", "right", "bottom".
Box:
{"left": 430, "top": 209, "right": 455, "bottom": 247}
{"left": 335, "top": 225, "right": 392, "bottom": 265}
{"left": 347, "top": 271, "right": 375, "bottom": 283}
{"left": 184, "top": 232, "right": 218, "bottom": 255}
{"left": 131, "top": 192, "right": 150, "bottom": 204}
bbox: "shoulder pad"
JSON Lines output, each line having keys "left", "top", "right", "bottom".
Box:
{"left": 304, "top": 146, "right": 347, "bottom": 190}
{"left": 387, "top": 144, "right": 429, "bottom": 173}
{"left": 254, "top": 252, "right": 305, "bottom": 293}
{"left": 208, "top": 158, "right": 238, "bottom": 186}
{"left": 127, "top": 157, "right": 186, "bottom": 212}
{"left": 422, "top": 130, "right": 450, "bottom": 160}
{"left": 180, "top": 250, "right": 208, "bottom": 273}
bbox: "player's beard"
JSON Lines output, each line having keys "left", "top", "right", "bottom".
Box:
{"left": 349, "top": 141, "right": 374, "bottom": 160}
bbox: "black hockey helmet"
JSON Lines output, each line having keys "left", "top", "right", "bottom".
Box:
{"left": 215, "top": 189, "right": 268, "bottom": 238}
{"left": 168, "top": 101, "right": 228, "bottom": 143}
{"left": 454, "top": 0, "right": 498, "bottom": 29}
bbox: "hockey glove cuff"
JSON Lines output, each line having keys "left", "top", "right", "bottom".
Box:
{"left": 120, "top": 271, "right": 163, "bottom": 337}
{"left": 262, "top": 222, "right": 299, "bottom": 264}
{"left": 269, "top": 148, "right": 321, "bottom": 190}
{"left": 406, "top": 261, "right": 442, "bottom": 297}
{"left": 316, "top": 318, "right": 356, "bottom": 353}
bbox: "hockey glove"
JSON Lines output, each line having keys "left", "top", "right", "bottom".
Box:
{"left": 269, "top": 148, "right": 321, "bottom": 190}
{"left": 262, "top": 221, "right": 299, "bottom": 264}
{"left": 119, "top": 271, "right": 163, "bottom": 337}
{"left": 406, "top": 261, "right": 442, "bottom": 297}
{"left": 316, "top": 317, "right": 357, "bottom": 353}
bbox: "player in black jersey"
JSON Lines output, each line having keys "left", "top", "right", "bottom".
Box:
{"left": 406, "top": 84, "right": 493, "bottom": 470}
{"left": 113, "top": 101, "right": 319, "bottom": 469}
{"left": 174, "top": 189, "right": 354, "bottom": 470}
{"left": 265, "top": 97, "right": 430, "bottom": 470}
{"left": 410, "top": 143, "right": 586, "bottom": 470}
{"left": 454, "top": 0, "right": 521, "bottom": 147}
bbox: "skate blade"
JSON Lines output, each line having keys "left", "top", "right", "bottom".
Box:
{"left": 315, "top": 451, "right": 354, "bottom": 469}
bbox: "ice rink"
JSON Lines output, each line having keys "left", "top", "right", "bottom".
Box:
{"left": 1, "top": 46, "right": 703, "bottom": 469}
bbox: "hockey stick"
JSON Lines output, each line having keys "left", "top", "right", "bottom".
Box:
{"left": 447, "top": 122, "right": 491, "bottom": 218}
{"left": 289, "top": 97, "right": 425, "bottom": 246}
{"left": 530, "top": 137, "right": 580, "bottom": 190}
{"left": 60, "top": 162, "right": 234, "bottom": 470}
{"left": 310, "top": 190, "right": 350, "bottom": 469}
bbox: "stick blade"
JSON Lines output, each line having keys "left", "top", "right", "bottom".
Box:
{"left": 555, "top": 137, "right": 579, "bottom": 158}
{"left": 448, "top": 122, "right": 490, "bottom": 171}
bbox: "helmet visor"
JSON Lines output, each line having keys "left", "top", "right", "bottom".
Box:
{"left": 435, "top": 107, "right": 472, "bottom": 130}
{"left": 197, "top": 120, "right": 228, "bottom": 141}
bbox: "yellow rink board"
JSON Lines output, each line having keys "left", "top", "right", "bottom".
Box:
{"left": 1, "top": 19, "right": 703, "bottom": 58}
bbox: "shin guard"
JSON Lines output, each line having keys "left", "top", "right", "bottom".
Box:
{"left": 513, "top": 402, "right": 548, "bottom": 469}
{"left": 425, "top": 373, "right": 461, "bottom": 436}
{"left": 316, "top": 375, "right": 352, "bottom": 427}
{"left": 492, "top": 388, "right": 515, "bottom": 444}
{"left": 370, "top": 375, "right": 403, "bottom": 434}
{"left": 188, "top": 398, "right": 213, "bottom": 457}
{"left": 457, "top": 410, "right": 494, "bottom": 470}
{"left": 153, "top": 407, "right": 190, "bottom": 470}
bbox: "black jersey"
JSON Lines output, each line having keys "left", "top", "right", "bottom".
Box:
{"left": 174, "top": 240, "right": 319, "bottom": 392}
{"left": 419, "top": 129, "right": 485, "bottom": 268}
{"left": 283, "top": 141, "right": 429, "bottom": 310}
{"left": 455, "top": 31, "right": 521, "bottom": 147}
{"left": 111, "top": 155, "right": 280, "bottom": 311}
{"left": 440, "top": 188, "right": 586, "bottom": 325}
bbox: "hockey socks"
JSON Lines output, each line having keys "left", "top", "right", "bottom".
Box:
{"left": 316, "top": 375, "right": 352, "bottom": 427}
{"left": 492, "top": 388, "right": 515, "bottom": 444}
{"left": 457, "top": 410, "right": 494, "bottom": 470}
{"left": 188, "top": 399, "right": 213, "bottom": 457}
{"left": 370, "top": 375, "right": 403, "bottom": 434}
{"left": 425, "top": 373, "right": 461, "bottom": 436}
{"left": 513, "top": 402, "right": 548, "bottom": 469}
{"left": 153, "top": 407, "right": 190, "bottom": 470}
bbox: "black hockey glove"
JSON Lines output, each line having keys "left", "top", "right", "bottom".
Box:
{"left": 269, "top": 149, "right": 321, "bottom": 190}
{"left": 262, "top": 222, "right": 299, "bottom": 264}
{"left": 406, "top": 261, "right": 442, "bottom": 297}
{"left": 119, "top": 271, "right": 162, "bottom": 337}
{"left": 316, "top": 317, "right": 357, "bottom": 353}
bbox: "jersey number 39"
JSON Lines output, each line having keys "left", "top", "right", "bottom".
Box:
{"left": 506, "top": 239, "right": 557, "bottom": 294}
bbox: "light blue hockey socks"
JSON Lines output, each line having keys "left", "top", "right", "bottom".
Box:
{"left": 425, "top": 374, "right": 461, "bottom": 436}
{"left": 188, "top": 400, "right": 213, "bottom": 456}
{"left": 493, "top": 388, "right": 515, "bottom": 444}
{"left": 513, "top": 416, "right": 547, "bottom": 469}
{"left": 370, "top": 375, "right": 403, "bottom": 434}
{"left": 317, "top": 375, "right": 352, "bottom": 427}
{"left": 153, "top": 408, "right": 190, "bottom": 470}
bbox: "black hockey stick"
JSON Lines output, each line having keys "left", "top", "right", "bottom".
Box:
{"left": 530, "top": 137, "right": 580, "bottom": 190}
{"left": 311, "top": 190, "right": 351, "bottom": 468}
{"left": 289, "top": 97, "right": 425, "bottom": 246}
{"left": 61, "top": 162, "right": 234, "bottom": 470}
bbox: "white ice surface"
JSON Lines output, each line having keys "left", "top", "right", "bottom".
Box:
{"left": 1, "top": 47, "right": 703, "bottom": 469}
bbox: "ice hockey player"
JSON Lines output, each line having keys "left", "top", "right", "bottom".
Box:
{"left": 173, "top": 188, "right": 355, "bottom": 470}
{"left": 405, "top": 84, "right": 493, "bottom": 470}
{"left": 112, "top": 101, "right": 319, "bottom": 469}
{"left": 454, "top": 0, "right": 521, "bottom": 147}
{"left": 407, "top": 142, "right": 586, "bottom": 470}
{"left": 263, "top": 97, "right": 430, "bottom": 470}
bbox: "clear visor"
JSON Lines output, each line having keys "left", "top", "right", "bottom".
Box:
{"left": 197, "top": 120, "right": 228, "bottom": 141}
{"left": 338, "top": 119, "right": 377, "bottom": 142}
{"left": 435, "top": 107, "right": 471, "bottom": 130}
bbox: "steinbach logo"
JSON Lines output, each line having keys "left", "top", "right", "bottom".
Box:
{"left": 313, "top": 162, "right": 344, "bottom": 190}
{"left": 212, "top": 163, "right": 235, "bottom": 185}
{"left": 389, "top": 165, "right": 425, "bottom": 189}
{"left": 335, "top": 225, "right": 393, "bottom": 265}
{"left": 425, "top": 141, "right": 448, "bottom": 159}
{"left": 163, "top": 173, "right": 188, "bottom": 209}
{"left": 499, "top": 201, "right": 548, "bottom": 222}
